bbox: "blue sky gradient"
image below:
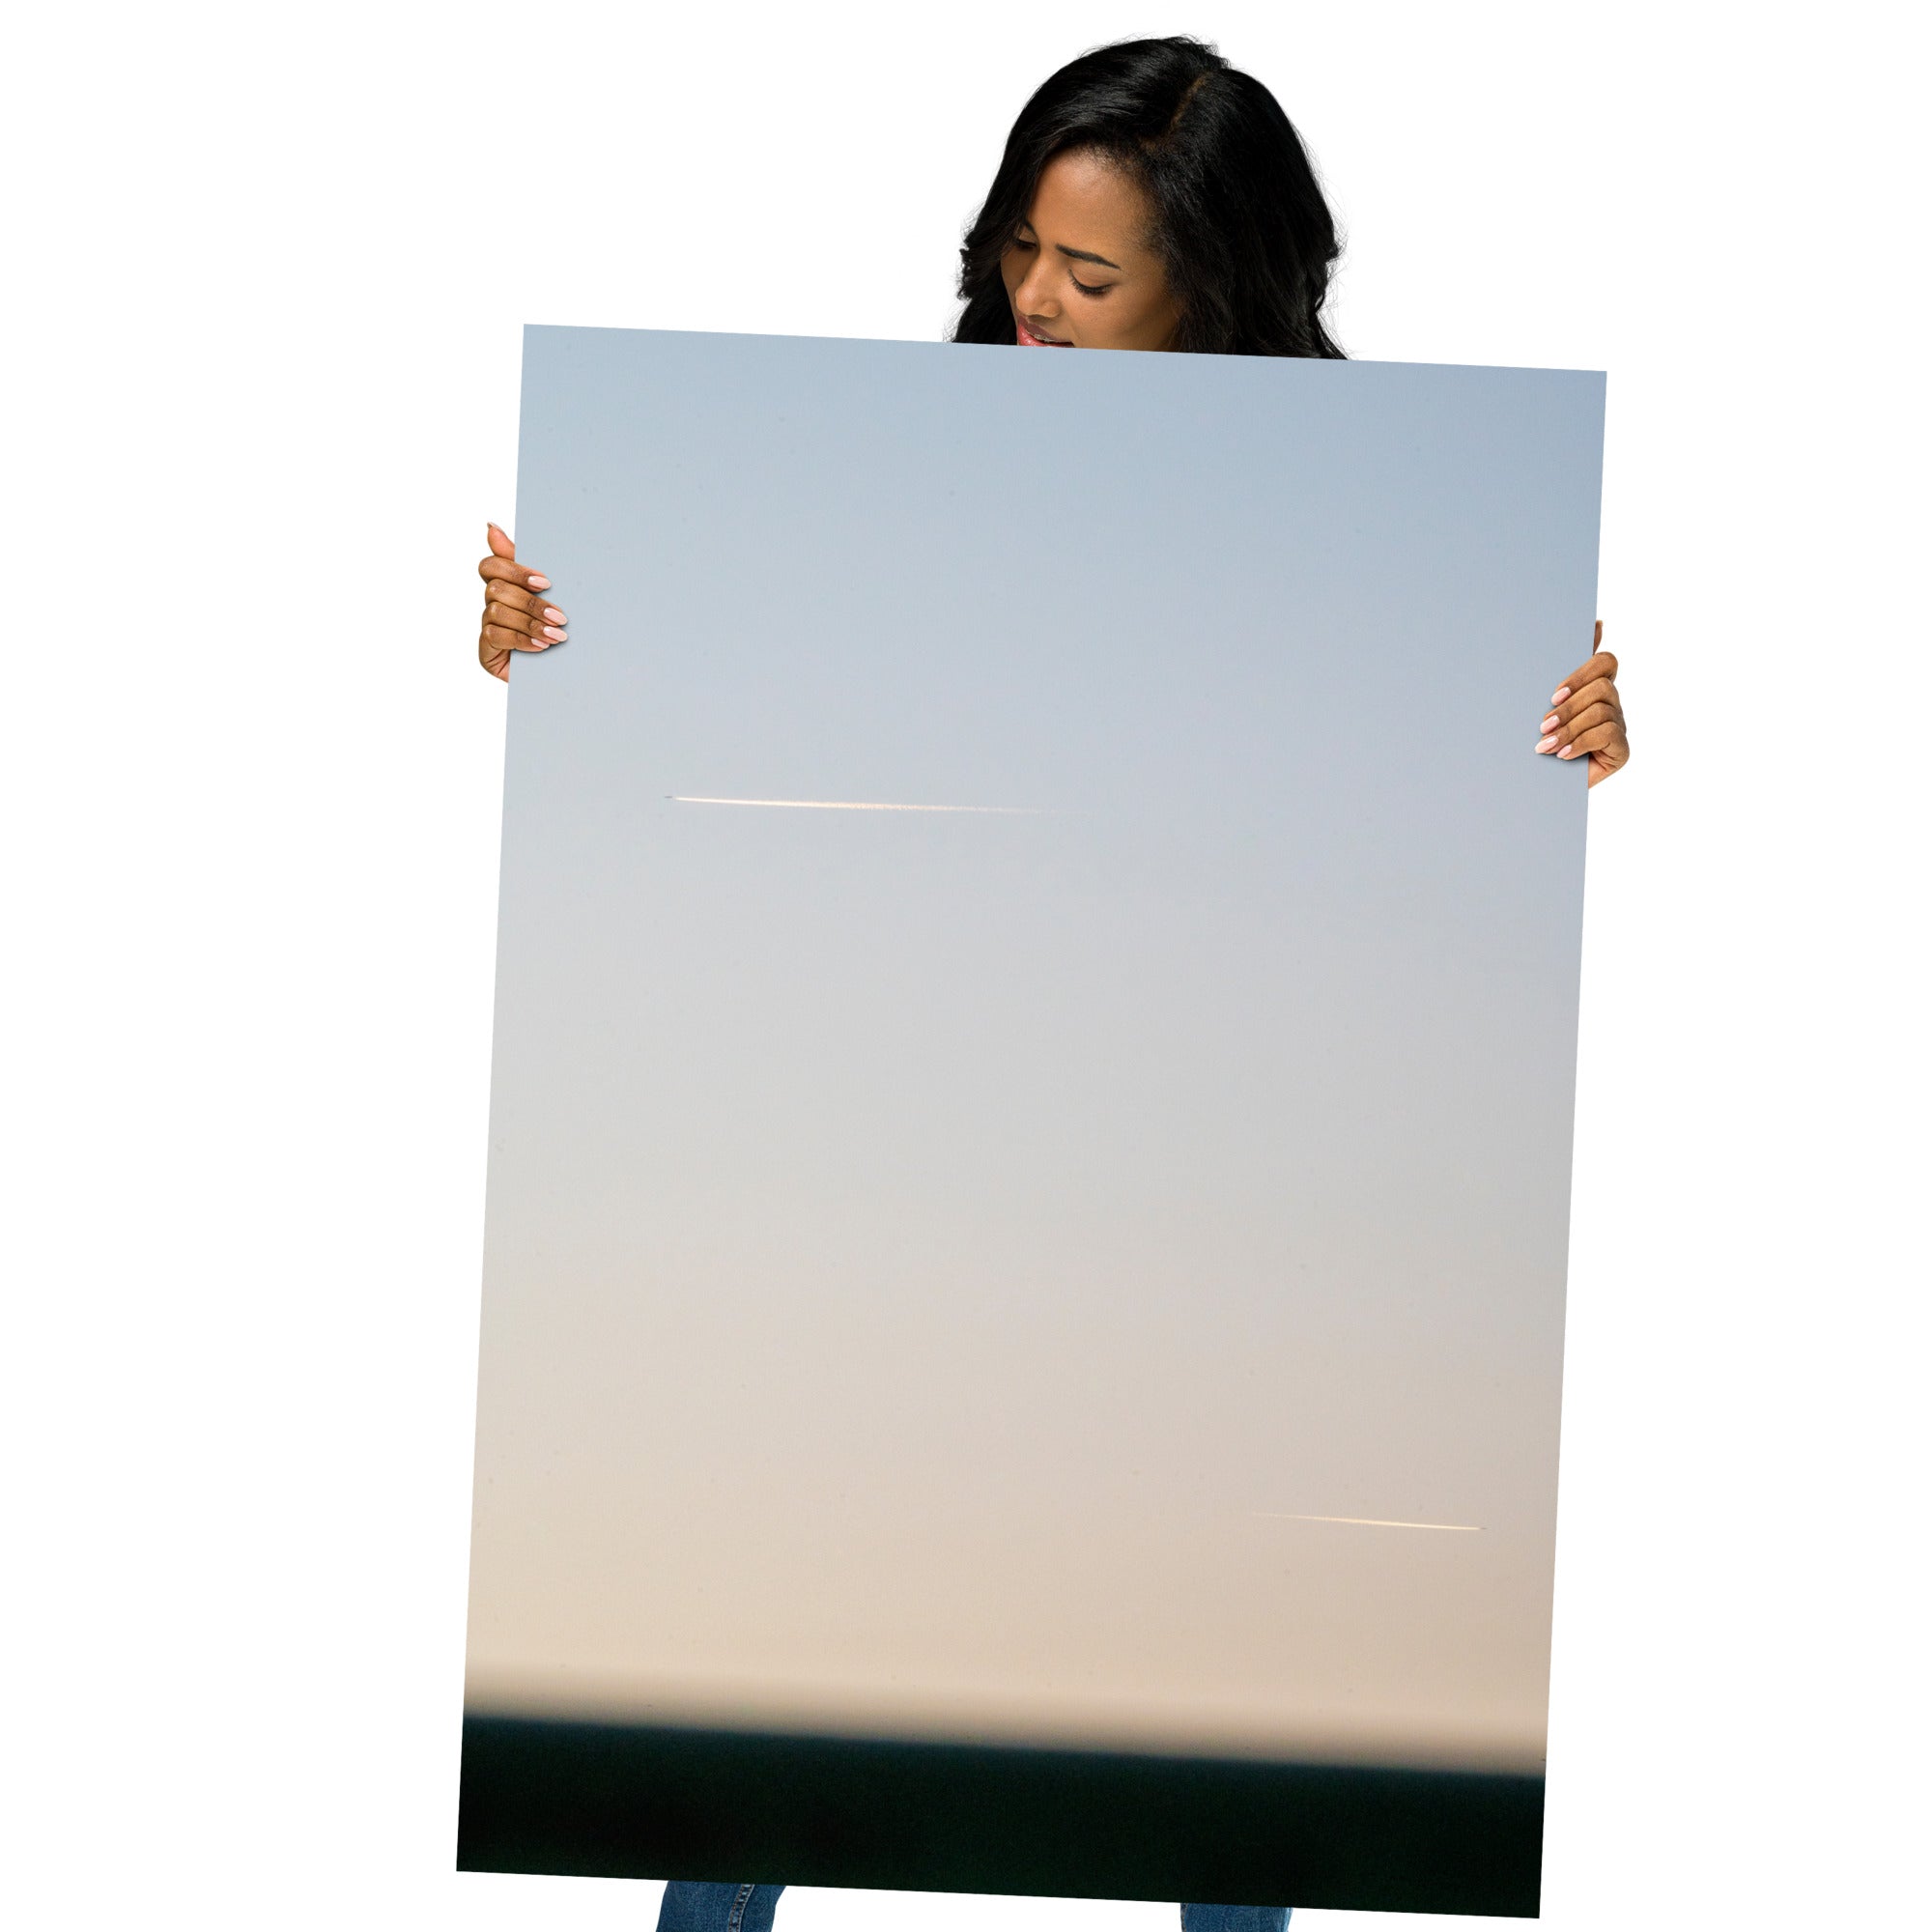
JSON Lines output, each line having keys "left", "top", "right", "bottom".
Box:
{"left": 465, "top": 326, "right": 1604, "bottom": 1773}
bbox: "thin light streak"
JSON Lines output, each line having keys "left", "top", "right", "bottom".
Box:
{"left": 668, "top": 795, "right": 1041, "bottom": 814}
{"left": 1252, "top": 1513, "right": 1485, "bottom": 1532}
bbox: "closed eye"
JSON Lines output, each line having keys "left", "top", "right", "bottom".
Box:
{"left": 1009, "top": 234, "right": 1114, "bottom": 298}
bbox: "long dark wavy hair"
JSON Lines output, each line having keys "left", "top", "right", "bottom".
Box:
{"left": 952, "top": 36, "right": 1345, "bottom": 359}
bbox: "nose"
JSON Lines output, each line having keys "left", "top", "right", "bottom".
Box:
{"left": 1012, "top": 255, "right": 1061, "bottom": 323}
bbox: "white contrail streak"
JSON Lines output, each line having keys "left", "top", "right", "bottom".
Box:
{"left": 1252, "top": 1513, "right": 1485, "bottom": 1532}
{"left": 668, "top": 795, "right": 1040, "bottom": 814}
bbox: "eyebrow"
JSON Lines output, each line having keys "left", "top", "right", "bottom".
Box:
{"left": 1017, "top": 221, "right": 1122, "bottom": 272}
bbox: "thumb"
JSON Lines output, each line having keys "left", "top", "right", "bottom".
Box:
{"left": 486, "top": 522, "right": 517, "bottom": 560}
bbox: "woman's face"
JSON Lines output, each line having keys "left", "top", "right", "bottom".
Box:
{"left": 1000, "top": 147, "right": 1182, "bottom": 352}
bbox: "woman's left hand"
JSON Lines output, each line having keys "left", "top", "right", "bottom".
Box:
{"left": 1537, "top": 620, "right": 1629, "bottom": 787}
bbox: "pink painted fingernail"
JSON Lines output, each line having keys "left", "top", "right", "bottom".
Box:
{"left": 1536, "top": 734, "right": 1558, "bottom": 753}
{"left": 528, "top": 574, "right": 551, "bottom": 589}
{"left": 543, "top": 607, "right": 566, "bottom": 622}
{"left": 1551, "top": 686, "right": 1571, "bottom": 704}
{"left": 1541, "top": 712, "right": 1559, "bottom": 731}
{"left": 1557, "top": 744, "right": 1577, "bottom": 757}
{"left": 543, "top": 626, "right": 566, "bottom": 641}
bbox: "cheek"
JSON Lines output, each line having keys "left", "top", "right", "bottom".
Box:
{"left": 1077, "top": 296, "right": 1140, "bottom": 347}
{"left": 1106, "top": 287, "right": 1176, "bottom": 348}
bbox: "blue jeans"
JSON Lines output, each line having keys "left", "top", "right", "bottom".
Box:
{"left": 657, "top": 1882, "right": 1289, "bottom": 1932}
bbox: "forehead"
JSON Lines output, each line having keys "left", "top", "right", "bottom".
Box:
{"left": 1022, "top": 147, "right": 1156, "bottom": 257}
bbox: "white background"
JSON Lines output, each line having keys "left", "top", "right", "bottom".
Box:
{"left": 3, "top": 4, "right": 1923, "bottom": 1929}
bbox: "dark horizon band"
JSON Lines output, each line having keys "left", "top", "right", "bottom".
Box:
{"left": 457, "top": 1713, "right": 1544, "bottom": 1918}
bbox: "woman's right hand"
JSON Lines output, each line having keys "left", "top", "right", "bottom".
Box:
{"left": 477, "top": 523, "right": 567, "bottom": 681}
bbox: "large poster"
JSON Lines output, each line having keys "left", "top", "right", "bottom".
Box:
{"left": 458, "top": 325, "right": 1604, "bottom": 1918}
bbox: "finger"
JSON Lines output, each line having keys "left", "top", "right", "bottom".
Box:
{"left": 1550, "top": 648, "right": 1617, "bottom": 705}
{"left": 479, "top": 635, "right": 512, "bottom": 681}
{"left": 1556, "top": 720, "right": 1628, "bottom": 764}
{"left": 1539, "top": 677, "right": 1622, "bottom": 733}
{"left": 1535, "top": 698, "right": 1616, "bottom": 754}
{"left": 485, "top": 600, "right": 568, "bottom": 646}
{"left": 479, "top": 553, "right": 554, "bottom": 593}
{"left": 1586, "top": 736, "right": 1630, "bottom": 785}
{"left": 486, "top": 522, "right": 517, "bottom": 561}
{"left": 481, "top": 578, "right": 569, "bottom": 626}
{"left": 481, "top": 620, "right": 555, "bottom": 657}
{"left": 485, "top": 598, "right": 567, "bottom": 646}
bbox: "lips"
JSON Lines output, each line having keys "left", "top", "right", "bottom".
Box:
{"left": 1015, "top": 314, "right": 1071, "bottom": 347}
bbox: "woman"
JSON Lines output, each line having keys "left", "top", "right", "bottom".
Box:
{"left": 477, "top": 37, "right": 1627, "bottom": 783}
{"left": 472, "top": 35, "right": 1630, "bottom": 1932}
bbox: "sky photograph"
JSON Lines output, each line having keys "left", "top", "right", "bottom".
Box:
{"left": 464, "top": 326, "right": 1605, "bottom": 1779}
